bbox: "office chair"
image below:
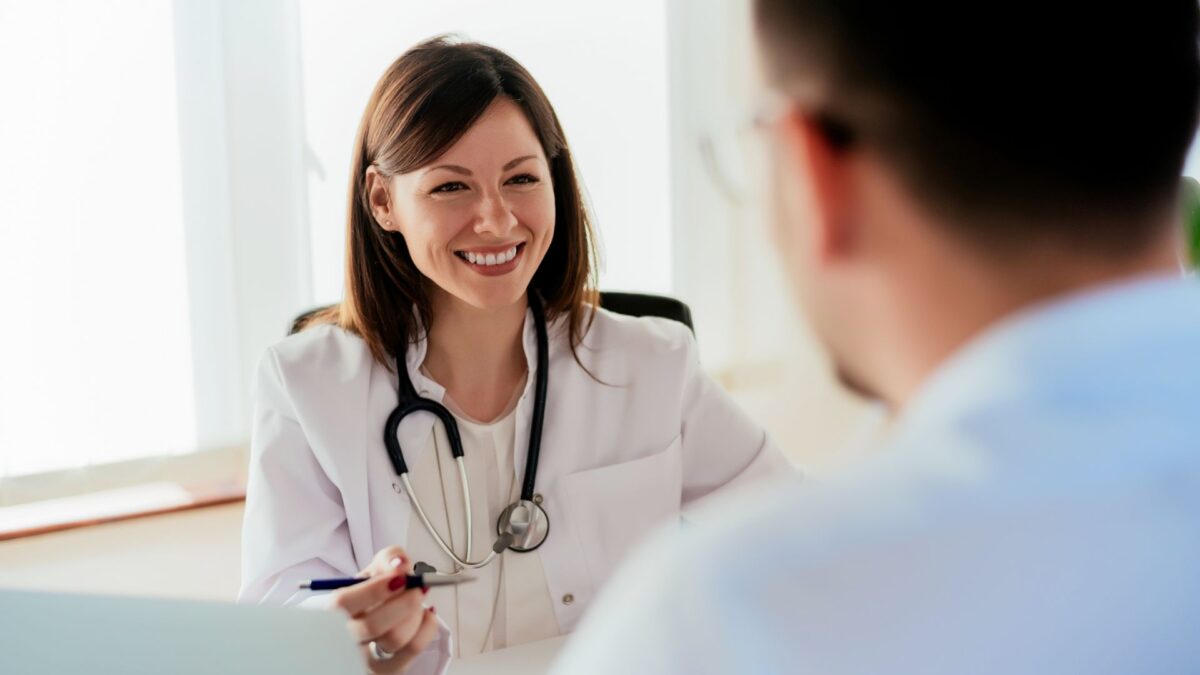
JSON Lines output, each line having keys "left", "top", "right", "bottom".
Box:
{"left": 289, "top": 291, "right": 694, "bottom": 337}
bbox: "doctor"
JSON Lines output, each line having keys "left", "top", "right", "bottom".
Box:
{"left": 238, "top": 36, "right": 793, "bottom": 674}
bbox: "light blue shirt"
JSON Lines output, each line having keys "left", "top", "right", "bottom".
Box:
{"left": 553, "top": 275, "right": 1200, "bottom": 674}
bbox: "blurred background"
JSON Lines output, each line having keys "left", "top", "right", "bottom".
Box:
{"left": 1, "top": 0, "right": 1196, "bottom": 602}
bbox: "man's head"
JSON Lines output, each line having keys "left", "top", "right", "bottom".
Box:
{"left": 752, "top": 1, "right": 1200, "bottom": 405}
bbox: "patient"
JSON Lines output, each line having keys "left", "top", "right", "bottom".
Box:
{"left": 555, "top": 1, "right": 1200, "bottom": 673}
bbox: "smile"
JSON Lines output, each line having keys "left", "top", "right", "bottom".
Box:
{"left": 454, "top": 243, "right": 526, "bottom": 275}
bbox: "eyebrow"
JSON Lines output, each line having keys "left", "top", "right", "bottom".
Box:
{"left": 426, "top": 154, "right": 539, "bottom": 176}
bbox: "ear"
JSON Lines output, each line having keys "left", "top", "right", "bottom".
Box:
{"left": 364, "top": 166, "right": 400, "bottom": 232}
{"left": 777, "top": 109, "right": 855, "bottom": 262}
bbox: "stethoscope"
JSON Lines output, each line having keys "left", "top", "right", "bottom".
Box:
{"left": 383, "top": 292, "right": 551, "bottom": 574}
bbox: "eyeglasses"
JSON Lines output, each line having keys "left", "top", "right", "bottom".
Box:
{"left": 699, "top": 90, "right": 791, "bottom": 206}
{"left": 699, "top": 88, "right": 854, "bottom": 206}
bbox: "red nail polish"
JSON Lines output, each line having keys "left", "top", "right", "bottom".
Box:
{"left": 429, "top": 607, "right": 436, "bottom": 615}
{"left": 388, "top": 576, "right": 406, "bottom": 592}
{"left": 421, "top": 587, "right": 429, "bottom": 595}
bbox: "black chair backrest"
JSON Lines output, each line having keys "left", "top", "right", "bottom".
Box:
{"left": 289, "top": 292, "right": 694, "bottom": 336}
{"left": 598, "top": 291, "right": 694, "bottom": 334}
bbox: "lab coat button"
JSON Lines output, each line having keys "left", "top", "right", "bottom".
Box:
{"left": 562, "top": 593, "right": 574, "bottom": 606}
{"left": 533, "top": 493, "right": 544, "bottom": 505}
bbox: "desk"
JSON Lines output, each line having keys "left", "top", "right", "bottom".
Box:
{"left": 450, "top": 635, "right": 568, "bottom": 674}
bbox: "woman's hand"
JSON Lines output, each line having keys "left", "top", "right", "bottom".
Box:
{"left": 332, "top": 546, "right": 439, "bottom": 674}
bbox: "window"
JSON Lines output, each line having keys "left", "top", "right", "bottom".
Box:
{"left": 0, "top": 2, "right": 196, "bottom": 478}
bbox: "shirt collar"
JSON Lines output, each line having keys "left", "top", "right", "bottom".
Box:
{"left": 893, "top": 273, "right": 1200, "bottom": 442}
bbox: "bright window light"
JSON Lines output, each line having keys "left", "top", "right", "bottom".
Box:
{"left": 0, "top": 2, "right": 196, "bottom": 477}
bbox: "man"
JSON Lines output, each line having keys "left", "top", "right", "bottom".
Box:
{"left": 553, "top": 2, "right": 1200, "bottom": 673}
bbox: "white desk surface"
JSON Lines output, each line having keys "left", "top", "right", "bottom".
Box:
{"left": 449, "top": 635, "right": 569, "bottom": 675}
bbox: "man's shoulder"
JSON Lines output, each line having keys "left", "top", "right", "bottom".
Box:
{"left": 683, "top": 445, "right": 975, "bottom": 572}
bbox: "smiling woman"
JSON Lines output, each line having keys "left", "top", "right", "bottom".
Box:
{"left": 298, "top": 38, "right": 598, "bottom": 373}
{"left": 239, "top": 36, "right": 795, "bottom": 675}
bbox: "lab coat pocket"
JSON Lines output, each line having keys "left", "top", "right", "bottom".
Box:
{"left": 559, "top": 437, "right": 683, "bottom": 582}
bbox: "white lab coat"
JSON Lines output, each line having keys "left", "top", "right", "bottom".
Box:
{"left": 238, "top": 306, "right": 794, "bottom": 671}
{"left": 554, "top": 275, "right": 1200, "bottom": 675}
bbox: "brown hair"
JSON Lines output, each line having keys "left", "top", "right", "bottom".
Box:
{"left": 753, "top": 0, "right": 1199, "bottom": 256}
{"left": 304, "top": 36, "right": 600, "bottom": 369}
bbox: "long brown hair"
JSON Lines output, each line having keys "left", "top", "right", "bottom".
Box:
{"left": 304, "top": 36, "right": 600, "bottom": 369}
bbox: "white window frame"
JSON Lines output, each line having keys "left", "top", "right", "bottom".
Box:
{"left": 0, "top": 0, "right": 314, "bottom": 509}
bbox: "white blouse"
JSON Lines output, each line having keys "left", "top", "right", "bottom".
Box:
{"left": 405, "top": 373, "right": 560, "bottom": 658}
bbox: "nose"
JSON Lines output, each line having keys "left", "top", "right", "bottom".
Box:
{"left": 474, "top": 189, "right": 518, "bottom": 236}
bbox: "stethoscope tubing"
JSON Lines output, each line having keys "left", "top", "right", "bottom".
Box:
{"left": 399, "top": 469, "right": 500, "bottom": 569}
{"left": 521, "top": 296, "right": 550, "bottom": 502}
{"left": 383, "top": 292, "right": 550, "bottom": 570}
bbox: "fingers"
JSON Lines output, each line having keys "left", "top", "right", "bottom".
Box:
{"left": 346, "top": 584, "right": 427, "bottom": 644}
{"left": 344, "top": 545, "right": 435, "bottom": 675}
{"left": 361, "top": 546, "right": 414, "bottom": 578}
{"left": 384, "top": 607, "right": 440, "bottom": 673}
{"left": 332, "top": 570, "right": 410, "bottom": 619}
{"left": 336, "top": 546, "right": 416, "bottom": 618}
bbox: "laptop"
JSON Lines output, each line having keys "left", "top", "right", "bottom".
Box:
{"left": 0, "top": 588, "right": 361, "bottom": 674}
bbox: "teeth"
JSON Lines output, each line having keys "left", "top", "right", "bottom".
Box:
{"left": 460, "top": 246, "right": 519, "bottom": 266}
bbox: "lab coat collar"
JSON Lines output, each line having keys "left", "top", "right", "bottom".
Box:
{"left": 393, "top": 303, "right": 571, "bottom": 476}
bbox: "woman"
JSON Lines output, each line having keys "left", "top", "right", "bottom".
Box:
{"left": 239, "top": 36, "right": 793, "bottom": 674}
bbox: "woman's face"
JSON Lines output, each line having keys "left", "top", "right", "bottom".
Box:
{"left": 373, "top": 97, "right": 556, "bottom": 312}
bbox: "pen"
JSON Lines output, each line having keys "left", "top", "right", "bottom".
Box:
{"left": 298, "top": 573, "right": 471, "bottom": 592}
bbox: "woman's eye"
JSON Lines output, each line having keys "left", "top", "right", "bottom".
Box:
{"left": 431, "top": 181, "right": 467, "bottom": 194}
{"left": 506, "top": 174, "right": 540, "bottom": 186}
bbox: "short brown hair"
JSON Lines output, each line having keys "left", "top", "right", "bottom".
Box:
{"left": 754, "top": 1, "right": 1200, "bottom": 256}
{"left": 305, "top": 36, "right": 599, "bottom": 368}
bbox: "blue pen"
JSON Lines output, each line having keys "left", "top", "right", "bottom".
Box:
{"left": 299, "top": 573, "right": 471, "bottom": 591}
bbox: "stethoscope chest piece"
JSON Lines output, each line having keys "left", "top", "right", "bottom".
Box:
{"left": 497, "top": 499, "right": 550, "bottom": 552}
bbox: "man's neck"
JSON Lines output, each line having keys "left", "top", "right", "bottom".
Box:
{"left": 884, "top": 228, "right": 1183, "bottom": 409}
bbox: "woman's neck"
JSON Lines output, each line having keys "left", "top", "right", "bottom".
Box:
{"left": 423, "top": 290, "right": 529, "bottom": 422}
